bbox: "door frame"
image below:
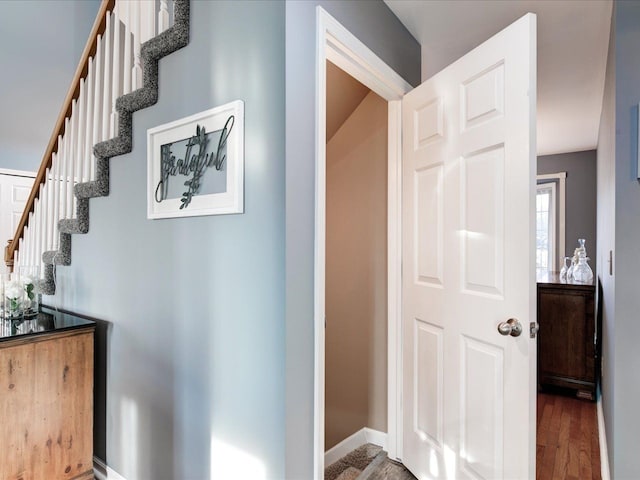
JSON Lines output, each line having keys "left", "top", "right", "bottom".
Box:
{"left": 313, "top": 7, "right": 412, "bottom": 479}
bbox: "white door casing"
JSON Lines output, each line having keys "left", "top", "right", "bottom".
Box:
{"left": 0, "top": 170, "right": 36, "bottom": 273}
{"left": 314, "top": 7, "right": 412, "bottom": 479}
{"left": 401, "top": 14, "right": 536, "bottom": 480}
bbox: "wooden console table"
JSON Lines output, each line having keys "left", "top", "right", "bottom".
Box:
{"left": 0, "top": 307, "right": 95, "bottom": 479}
{"left": 537, "top": 271, "right": 598, "bottom": 400}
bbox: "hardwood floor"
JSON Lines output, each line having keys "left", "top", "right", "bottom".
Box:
{"left": 537, "top": 392, "right": 601, "bottom": 480}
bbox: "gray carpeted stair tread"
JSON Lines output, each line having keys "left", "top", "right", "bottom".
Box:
{"left": 357, "top": 451, "right": 388, "bottom": 480}
{"left": 38, "top": 0, "right": 191, "bottom": 296}
{"left": 324, "top": 443, "right": 383, "bottom": 480}
{"left": 324, "top": 443, "right": 417, "bottom": 480}
{"left": 363, "top": 457, "right": 416, "bottom": 480}
{"left": 325, "top": 460, "right": 354, "bottom": 480}
{"left": 335, "top": 466, "right": 361, "bottom": 480}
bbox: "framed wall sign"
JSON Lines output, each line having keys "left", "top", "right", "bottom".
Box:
{"left": 147, "top": 100, "right": 244, "bottom": 219}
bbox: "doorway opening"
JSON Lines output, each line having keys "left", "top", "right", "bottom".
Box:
{"left": 323, "top": 61, "right": 389, "bottom": 478}
{"left": 313, "top": 7, "right": 411, "bottom": 480}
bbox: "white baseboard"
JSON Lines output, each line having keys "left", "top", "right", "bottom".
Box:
{"left": 597, "top": 396, "right": 611, "bottom": 480}
{"left": 324, "top": 427, "right": 387, "bottom": 467}
{"left": 94, "top": 456, "right": 127, "bottom": 480}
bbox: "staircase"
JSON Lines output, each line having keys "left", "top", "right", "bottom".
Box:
{"left": 5, "top": 0, "right": 191, "bottom": 294}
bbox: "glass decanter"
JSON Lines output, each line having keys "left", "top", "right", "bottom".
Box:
{"left": 572, "top": 253, "right": 593, "bottom": 284}
{"left": 559, "top": 257, "right": 570, "bottom": 279}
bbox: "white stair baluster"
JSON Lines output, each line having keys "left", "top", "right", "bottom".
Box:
{"left": 110, "top": 11, "right": 121, "bottom": 137}
{"left": 92, "top": 35, "right": 104, "bottom": 181}
{"left": 76, "top": 79, "right": 86, "bottom": 191}
{"left": 41, "top": 173, "right": 49, "bottom": 255}
{"left": 22, "top": 224, "right": 29, "bottom": 270}
{"left": 84, "top": 59, "right": 94, "bottom": 184}
{"left": 132, "top": 1, "right": 142, "bottom": 90}
{"left": 158, "top": 0, "right": 169, "bottom": 33}
{"left": 35, "top": 186, "right": 43, "bottom": 267}
{"left": 122, "top": 0, "right": 133, "bottom": 95}
{"left": 26, "top": 213, "right": 33, "bottom": 267}
{"left": 59, "top": 122, "right": 69, "bottom": 222}
{"left": 23, "top": 221, "right": 29, "bottom": 268}
{"left": 68, "top": 100, "right": 78, "bottom": 219}
{"left": 102, "top": 11, "right": 113, "bottom": 142}
{"left": 14, "top": 241, "right": 20, "bottom": 271}
{"left": 52, "top": 146, "right": 61, "bottom": 250}
{"left": 46, "top": 165, "right": 54, "bottom": 252}
{"left": 145, "top": 0, "right": 156, "bottom": 42}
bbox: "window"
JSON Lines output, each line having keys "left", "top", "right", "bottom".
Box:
{"left": 536, "top": 182, "right": 556, "bottom": 271}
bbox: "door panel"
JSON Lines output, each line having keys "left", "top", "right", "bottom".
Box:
{"left": 0, "top": 173, "right": 35, "bottom": 273}
{"left": 402, "top": 14, "right": 536, "bottom": 480}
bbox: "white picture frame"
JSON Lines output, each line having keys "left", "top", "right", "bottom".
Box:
{"left": 147, "top": 100, "right": 244, "bottom": 219}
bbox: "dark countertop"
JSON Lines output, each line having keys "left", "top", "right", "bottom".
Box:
{"left": 0, "top": 306, "right": 95, "bottom": 343}
{"left": 536, "top": 270, "right": 595, "bottom": 288}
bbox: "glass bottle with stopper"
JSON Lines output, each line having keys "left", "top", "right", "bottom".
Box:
{"left": 570, "top": 238, "right": 593, "bottom": 283}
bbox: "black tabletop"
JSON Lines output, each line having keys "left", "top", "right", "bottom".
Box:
{"left": 0, "top": 306, "right": 95, "bottom": 342}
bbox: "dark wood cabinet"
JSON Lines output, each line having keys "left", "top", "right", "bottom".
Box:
{"left": 537, "top": 272, "right": 598, "bottom": 400}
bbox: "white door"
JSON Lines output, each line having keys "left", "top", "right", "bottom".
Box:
{"left": 401, "top": 14, "right": 536, "bottom": 480}
{"left": 0, "top": 172, "right": 35, "bottom": 273}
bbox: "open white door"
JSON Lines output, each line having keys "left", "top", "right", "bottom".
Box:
{"left": 0, "top": 171, "right": 35, "bottom": 273}
{"left": 402, "top": 14, "right": 536, "bottom": 480}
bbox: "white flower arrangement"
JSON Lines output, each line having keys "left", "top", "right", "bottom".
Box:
{"left": 22, "top": 276, "right": 36, "bottom": 311}
{"left": 5, "top": 280, "right": 23, "bottom": 317}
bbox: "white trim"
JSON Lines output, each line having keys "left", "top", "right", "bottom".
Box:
{"left": 315, "top": 7, "right": 412, "bottom": 480}
{"left": 0, "top": 168, "right": 36, "bottom": 178}
{"left": 387, "top": 99, "right": 404, "bottom": 462}
{"left": 324, "top": 428, "right": 388, "bottom": 468}
{"left": 94, "top": 456, "right": 127, "bottom": 480}
{"left": 536, "top": 172, "right": 566, "bottom": 261}
{"left": 536, "top": 182, "right": 557, "bottom": 271}
{"left": 597, "top": 394, "right": 611, "bottom": 480}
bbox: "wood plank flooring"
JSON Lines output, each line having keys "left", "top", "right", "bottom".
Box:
{"left": 537, "top": 392, "right": 601, "bottom": 480}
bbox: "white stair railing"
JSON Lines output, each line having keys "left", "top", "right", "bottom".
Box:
{"left": 11, "top": 0, "right": 176, "bottom": 279}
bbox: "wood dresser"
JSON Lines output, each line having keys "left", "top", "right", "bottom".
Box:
{"left": 0, "top": 307, "right": 95, "bottom": 479}
{"left": 537, "top": 271, "right": 598, "bottom": 400}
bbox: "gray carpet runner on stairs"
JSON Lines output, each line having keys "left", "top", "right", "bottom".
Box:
{"left": 324, "top": 443, "right": 417, "bottom": 480}
{"left": 39, "top": 0, "right": 191, "bottom": 295}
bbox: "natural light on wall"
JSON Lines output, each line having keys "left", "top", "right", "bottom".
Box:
{"left": 210, "top": 436, "right": 266, "bottom": 479}
{"left": 536, "top": 183, "right": 556, "bottom": 271}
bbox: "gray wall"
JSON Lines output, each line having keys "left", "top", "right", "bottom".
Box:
{"left": 538, "top": 150, "right": 597, "bottom": 273}
{"left": 49, "top": 1, "right": 285, "bottom": 478}
{"left": 285, "top": 1, "right": 420, "bottom": 477}
{"left": 612, "top": 1, "right": 640, "bottom": 477}
{"left": 597, "top": 3, "right": 616, "bottom": 475}
{"left": 0, "top": 0, "right": 101, "bottom": 172}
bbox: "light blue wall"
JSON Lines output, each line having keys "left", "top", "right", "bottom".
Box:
{"left": 49, "top": 1, "right": 285, "bottom": 478}
{"left": 597, "top": 3, "right": 615, "bottom": 474}
{"left": 612, "top": 1, "right": 640, "bottom": 477}
{"left": 285, "top": 1, "right": 420, "bottom": 477}
{"left": 0, "top": 0, "right": 100, "bottom": 172}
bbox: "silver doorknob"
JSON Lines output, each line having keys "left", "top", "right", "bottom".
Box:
{"left": 497, "top": 318, "right": 522, "bottom": 337}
